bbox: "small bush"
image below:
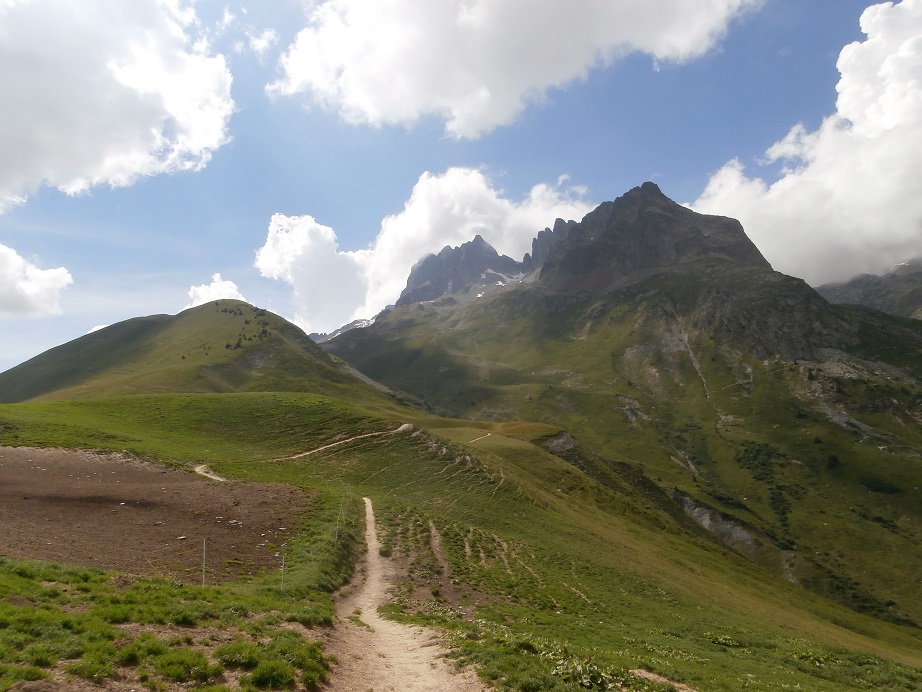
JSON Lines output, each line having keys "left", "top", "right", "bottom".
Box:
{"left": 95, "top": 604, "right": 133, "bottom": 623}
{"left": 0, "top": 663, "right": 47, "bottom": 687}
{"left": 266, "top": 632, "right": 328, "bottom": 671}
{"left": 300, "top": 658, "right": 330, "bottom": 690}
{"left": 285, "top": 605, "right": 332, "bottom": 627}
{"left": 21, "top": 643, "right": 55, "bottom": 667}
{"left": 66, "top": 640, "right": 117, "bottom": 681}
{"left": 705, "top": 632, "right": 741, "bottom": 648}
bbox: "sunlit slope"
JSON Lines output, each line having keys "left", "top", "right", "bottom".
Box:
{"left": 325, "top": 265, "right": 922, "bottom": 628}
{"left": 0, "top": 300, "right": 385, "bottom": 404}
{"left": 0, "top": 394, "right": 919, "bottom": 690}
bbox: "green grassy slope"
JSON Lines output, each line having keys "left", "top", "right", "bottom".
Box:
{"left": 1, "top": 394, "right": 921, "bottom": 690}
{"left": 325, "top": 271, "right": 922, "bottom": 629}
{"left": 0, "top": 300, "right": 391, "bottom": 406}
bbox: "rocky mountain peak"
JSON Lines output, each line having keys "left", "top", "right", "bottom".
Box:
{"left": 524, "top": 217, "right": 578, "bottom": 271}
{"left": 395, "top": 182, "right": 774, "bottom": 308}
{"left": 539, "top": 183, "right": 772, "bottom": 292}
{"left": 395, "top": 234, "right": 523, "bottom": 307}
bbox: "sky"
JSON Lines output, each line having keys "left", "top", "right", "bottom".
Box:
{"left": 2, "top": 0, "right": 922, "bottom": 372}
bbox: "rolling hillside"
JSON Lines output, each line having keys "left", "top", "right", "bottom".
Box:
{"left": 0, "top": 299, "right": 392, "bottom": 406}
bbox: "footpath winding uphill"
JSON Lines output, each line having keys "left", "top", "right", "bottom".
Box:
{"left": 324, "top": 498, "right": 483, "bottom": 692}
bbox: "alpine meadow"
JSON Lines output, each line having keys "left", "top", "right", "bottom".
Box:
{"left": 1, "top": 183, "right": 921, "bottom": 691}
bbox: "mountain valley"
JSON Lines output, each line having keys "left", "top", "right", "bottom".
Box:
{"left": 1, "top": 184, "right": 921, "bottom": 691}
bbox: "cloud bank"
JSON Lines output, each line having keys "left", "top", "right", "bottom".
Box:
{"left": 0, "top": 244, "right": 73, "bottom": 316}
{"left": 255, "top": 168, "right": 593, "bottom": 333}
{"left": 693, "top": 0, "right": 922, "bottom": 285}
{"left": 269, "top": 0, "right": 761, "bottom": 137}
{"left": 0, "top": 0, "right": 234, "bottom": 211}
{"left": 186, "top": 273, "right": 247, "bottom": 308}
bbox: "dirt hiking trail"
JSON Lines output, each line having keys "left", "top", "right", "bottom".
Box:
{"left": 279, "top": 425, "right": 414, "bottom": 460}
{"left": 324, "top": 497, "right": 483, "bottom": 692}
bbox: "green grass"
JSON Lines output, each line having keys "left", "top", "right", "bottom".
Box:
{"left": 0, "top": 299, "right": 395, "bottom": 408}
{"left": 0, "top": 556, "right": 336, "bottom": 691}
{"left": 1, "top": 388, "right": 921, "bottom": 690}
{"left": 325, "top": 275, "right": 922, "bottom": 631}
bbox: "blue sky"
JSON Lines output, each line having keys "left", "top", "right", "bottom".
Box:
{"left": 2, "top": 0, "right": 921, "bottom": 372}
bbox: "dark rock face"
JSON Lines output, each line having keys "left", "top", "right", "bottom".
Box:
{"left": 523, "top": 218, "right": 578, "bottom": 272}
{"left": 388, "top": 182, "right": 858, "bottom": 361}
{"left": 396, "top": 235, "right": 523, "bottom": 306}
{"left": 538, "top": 182, "right": 771, "bottom": 292}
{"left": 685, "top": 270, "right": 857, "bottom": 361}
{"left": 816, "top": 259, "right": 922, "bottom": 319}
{"left": 395, "top": 182, "right": 774, "bottom": 308}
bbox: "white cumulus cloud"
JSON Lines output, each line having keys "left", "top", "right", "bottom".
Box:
{"left": 268, "top": 0, "right": 761, "bottom": 138}
{"left": 0, "top": 244, "right": 73, "bottom": 316}
{"left": 255, "top": 214, "right": 368, "bottom": 332}
{"left": 0, "top": 0, "right": 234, "bottom": 211}
{"left": 186, "top": 273, "right": 246, "bottom": 308}
{"left": 254, "top": 167, "right": 593, "bottom": 333}
{"left": 693, "top": 0, "right": 922, "bottom": 285}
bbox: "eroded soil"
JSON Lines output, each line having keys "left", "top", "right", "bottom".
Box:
{"left": 0, "top": 446, "right": 308, "bottom": 583}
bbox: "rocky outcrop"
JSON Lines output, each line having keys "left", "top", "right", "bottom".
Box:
{"left": 670, "top": 491, "right": 760, "bottom": 555}
{"left": 538, "top": 182, "right": 771, "bottom": 292}
{"left": 396, "top": 235, "right": 523, "bottom": 306}
{"left": 523, "top": 218, "right": 577, "bottom": 272}
{"left": 684, "top": 269, "right": 858, "bottom": 361}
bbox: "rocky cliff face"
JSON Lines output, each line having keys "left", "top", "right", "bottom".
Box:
{"left": 523, "top": 218, "right": 577, "bottom": 272}
{"left": 396, "top": 182, "right": 775, "bottom": 307}
{"left": 683, "top": 269, "right": 857, "bottom": 361}
{"left": 395, "top": 235, "right": 523, "bottom": 306}
{"left": 389, "top": 182, "right": 861, "bottom": 360}
{"left": 538, "top": 182, "right": 771, "bottom": 292}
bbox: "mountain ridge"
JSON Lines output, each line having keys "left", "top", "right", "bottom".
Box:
{"left": 3, "top": 183, "right": 921, "bottom": 638}
{"left": 817, "top": 258, "right": 922, "bottom": 320}
{"left": 0, "top": 299, "right": 382, "bottom": 403}
{"left": 391, "top": 182, "right": 775, "bottom": 312}
{"left": 2, "top": 184, "right": 922, "bottom": 689}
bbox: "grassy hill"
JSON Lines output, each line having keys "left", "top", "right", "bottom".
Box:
{"left": 0, "top": 300, "right": 397, "bottom": 406}
{"left": 0, "top": 393, "right": 920, "bottom": 690}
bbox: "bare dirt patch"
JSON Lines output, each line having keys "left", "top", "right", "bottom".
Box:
{"left": 0, "top": 446, "right": 309, "bottom": 583}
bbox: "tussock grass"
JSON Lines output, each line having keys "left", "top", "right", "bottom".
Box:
{"left": 0, "top": 557, "right": 335, "bottom": 691}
